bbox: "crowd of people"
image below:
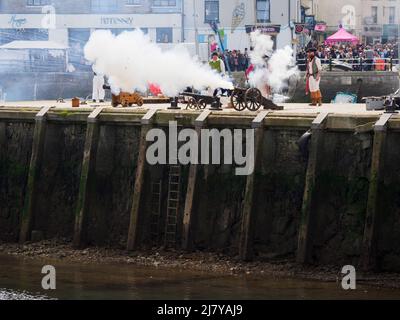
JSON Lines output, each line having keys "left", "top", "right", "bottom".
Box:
{"left": 297, "top": 41, "right": 399, "bottom": 71}
{"left": 213, "top": 48, "right": 251, "bottom": 72}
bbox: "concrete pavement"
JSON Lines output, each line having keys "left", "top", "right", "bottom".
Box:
{"left": 0, "top": 99, "right": 386, "bottom": 116}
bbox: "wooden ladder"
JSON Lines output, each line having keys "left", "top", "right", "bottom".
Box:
{"left": 164, "top": 165, "right": 181, "bottom": 248}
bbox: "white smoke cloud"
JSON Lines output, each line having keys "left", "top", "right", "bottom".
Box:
{"left": 248, "top": 30, "right": 298, "bottom": 95}
{"left": 249, "top": 30, "right": 274, "bottom": 67}
{"left": 84, "top": 29, "right": 233, "bottom": 97}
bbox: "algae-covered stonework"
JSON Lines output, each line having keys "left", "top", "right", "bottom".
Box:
{"left": 253, "top": 129, "right": 308, "bottom": 259}
{"left": 85, "top": 125, "right": 141, "bottom": 247}
{"left": 0, "top": 122, "right": 34, "bottom": 242}
{"left": 32, "top": 123, "right": 86, "bottom": 240}
{"left": 376, "top": 132, "right": 400, "bottom": 271}
{"left": 311, "top": 131, "right": 372, "bottom": 266}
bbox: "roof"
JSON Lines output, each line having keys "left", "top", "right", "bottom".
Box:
{"left": 0, "top": 41, "right": 69, "bottom": 50}
{"left": 325, "top": 28, "right": 359, "bottom": 44}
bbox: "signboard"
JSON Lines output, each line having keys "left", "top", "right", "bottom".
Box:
{"left": 314, "top": 23, "right": 327, "bottom": 32}
{"left": 295, "top": 23, "right": 305, "bottom": 34}
{"left": 304, "top": 15, "right": 315, "bottom": 28}
{"left": 0, "top": 14, "right": 182, "bottom": 29}
{"left": 245, "top": 24, "right": 281, "bottom": 34}
{"left": 100, "top": 17, "right": 134, "bottom": 26}
{"left": 295, "top": 24, "right": 311, "bottom": 35}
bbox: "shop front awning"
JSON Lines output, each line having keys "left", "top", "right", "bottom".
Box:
{"left": 0, "top": 41, "right": 69, "bottom": 50}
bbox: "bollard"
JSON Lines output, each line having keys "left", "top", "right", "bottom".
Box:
{"left": 168, "top": 97, "right": 181, "bottom": 110}
{"left": 210, "top": 97, "right": 222, "bottom": 111}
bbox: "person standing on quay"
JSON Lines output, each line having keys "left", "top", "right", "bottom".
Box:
{"left": 92, "top": 70, "right": 105, "bottom": 103}
{"left": 209, "top": 52, "right": 227, "bottom": 96}
{"left": 306, "top": 47, "right": 323, "bottom": 106}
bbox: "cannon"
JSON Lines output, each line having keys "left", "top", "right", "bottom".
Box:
{"left": 103, "top": 85, "right": 144, "bottom": 108}
{"left": 230, "top": 87, "right": 283, "bottom": 111}
{"left": 179, "top": 91, "right": 223, "bottom": 110}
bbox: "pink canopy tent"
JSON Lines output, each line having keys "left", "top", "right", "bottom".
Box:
{"left": 324, "top": 28, "right": 359, "bottom": 45}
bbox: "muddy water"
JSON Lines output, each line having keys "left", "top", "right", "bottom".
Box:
{"left": 1, "top": 254, "right": 400, "bottom": 300}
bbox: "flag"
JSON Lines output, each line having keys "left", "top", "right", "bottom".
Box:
{"left": 231, "top": 2, "right": 246, "bottom": 33}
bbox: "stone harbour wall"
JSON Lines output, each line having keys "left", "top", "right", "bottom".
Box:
{"left": 0, "top": 107, "right": 400, "bottom": 272}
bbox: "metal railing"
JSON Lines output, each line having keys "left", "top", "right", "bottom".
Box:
{"left": 296, "top": 57, "right": 400, "bottom": 72}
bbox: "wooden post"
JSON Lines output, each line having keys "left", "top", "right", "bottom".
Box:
{"left": 19, "top": 106, "right": 52, "bottom": 243}
{"left": 0, "top": 121, "right": 6, "bottom": 195}
{"left": 296, "top": 112, "right": 329, "bottom": 264}
{"left": 239, "top": 111, "right": 270, "bottom": 261}
{"left": 182, "top": 110, "right": 211, "bottom": 250}
{"left": 0, "top": 122, "right": 6, "bottom": 163}
{"left": 361, "top": 113, "right": 392, "bottom": 271}
{"left": 127, "top": 109, "right": 158, "bottom": 251}
{"left": 73, "top": 107, "right": 104, "bottom": 248}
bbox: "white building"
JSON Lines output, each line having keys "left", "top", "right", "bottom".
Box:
{"left": 0, "top": 0, "right": 301, "bottom": 65}
{"left": 183, "top": 0, "right": 301, "bottom": 59}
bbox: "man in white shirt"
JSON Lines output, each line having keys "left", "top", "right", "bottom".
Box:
{"left": 306, "top": 48, "right": 323, "bottom": 106}
{"left": 92, "top": 69, "right": 105, "bottom": 103}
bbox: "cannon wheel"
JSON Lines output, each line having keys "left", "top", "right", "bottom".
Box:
{"left": 198, "top": 99, "right": 207, "bottom": 110}
{"left": 112, "top": 95, "right": 119, "bottom": 108}
{"left": 245, "top": 88, "right": 262, "bottom": 111}
{"left": 187, "top": 98, "right": 198, "bottom": 110}
{"left": 230, "top": 88, "right": 246, "bottom": 111}
{"left": 136, "top": 98, "right": 144, "bottom": 107}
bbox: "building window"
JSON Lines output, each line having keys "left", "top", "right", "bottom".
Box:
{"left": 371, "top": 6, "right": 378, "bottom": 24}
{"left": 156, "top": 28, "right": 173, "bottom": 43}
{"left": 126, "top": 0, "right": 142, "bottom": 5}
{"left": 0, "top": 28, "right": 48, "bottom": 45}
{"left": 27, "top": 0, "right": 50, "bottom": 6}
{"left": 389, "top": 7, "right": 395, "bottom": 24}
{"left": 205, "top": 1, "right": 219, "bottom": 23}
{"left": 68, "top": 29, "right": 91, "bottom": 70}
{"left": 91, "top": 0, "right": 118, "bottom": 13}
{"left": 256, "top": 0, "right": 270, "bottom": 23}
{"left": 153, "top": 0, "right": 176, "bottom": 6}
